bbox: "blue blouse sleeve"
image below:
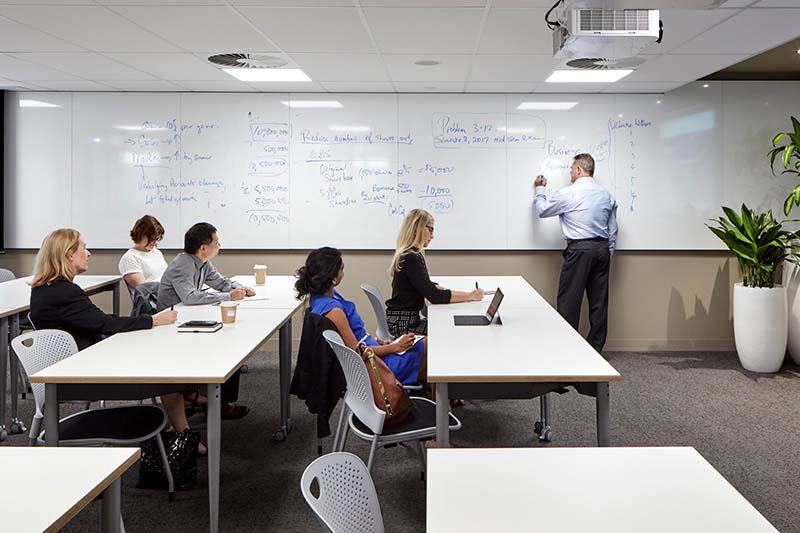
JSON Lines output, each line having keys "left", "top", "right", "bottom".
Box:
{"left": 310, "top": 294, "right": 344, "bottom": 317}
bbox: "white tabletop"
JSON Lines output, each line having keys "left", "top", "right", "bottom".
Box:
{"left": 231, "top": 275, "right": 305, "bottom": 310}
{"left": 430, "top": 275, "right": 551, "bottom": 309}
{"left": 0, "top": 446, "right": 140, "bottom": 533}
{"left": 30, "top": 305, "right": 292, "bottom": 384}
{"left": 0, "top": 274, "right": 121, "bottom": 317}
{"left": 427, "top": 447, "right": 778, "bottom": 533}
{"left": 427, "top": 305, "right": 620, "bottom": 383}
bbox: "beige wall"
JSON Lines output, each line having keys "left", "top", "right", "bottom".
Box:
{"left": 0, "top": 248, "right": 737, "bottom": 351}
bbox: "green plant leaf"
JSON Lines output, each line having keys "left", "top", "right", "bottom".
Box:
{"left": 773, "top": 131, "right": 787, "bottom": 146}
{"left": 784, "top": 145, "right": 797, "bottom": 169}
{"left": 792, "top": 116, "right": 800, "bottom": 137}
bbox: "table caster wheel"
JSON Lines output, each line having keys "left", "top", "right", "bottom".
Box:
{"left": 10, "top": 421, "right": 25, "bottom": 434}
{"left": 539, "top": 428, "right": 553, "bottom": 443}
{"left": 534, "top": 420, "right": 543, "bottom": 434}
{"left": 272, "top": 429, "right": 286, "bottom": 442}
{"left": 0, "top": 429, "right": 7, "bottom": 441}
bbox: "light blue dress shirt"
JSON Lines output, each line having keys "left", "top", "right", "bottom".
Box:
{"left": 534, "top": 177, "right": 619, "bottom": 255}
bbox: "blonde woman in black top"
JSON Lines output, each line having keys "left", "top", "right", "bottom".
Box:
{"left": 386, "top": 209, "right": 484, "bottom": 338}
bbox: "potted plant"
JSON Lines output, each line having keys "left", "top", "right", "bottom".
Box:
{"left": 707, "top": 205, "right": 800, "bottom": 372}
{"left": 768, "top": 117, "right": 800, "bottom": 363}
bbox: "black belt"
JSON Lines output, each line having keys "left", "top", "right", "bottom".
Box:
{"left": 567, "top": 237, "right": 608, "bottom": 244}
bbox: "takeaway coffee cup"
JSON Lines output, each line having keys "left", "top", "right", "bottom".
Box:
{"left": 220, "top": 301, "right": 239, "bottom": 324}
{"left": 254, "top": 264, "right": 267, "bottom": 285}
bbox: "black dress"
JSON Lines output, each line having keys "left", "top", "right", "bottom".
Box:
{"left": 385, "top": 252, "right": 451, "bottom": 337}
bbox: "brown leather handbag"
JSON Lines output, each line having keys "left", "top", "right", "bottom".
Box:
{"left": 358, "top": 343, "right": 412, "bottom": 428}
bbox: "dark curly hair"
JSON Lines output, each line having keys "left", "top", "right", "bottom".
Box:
{"left": 295, "top": 247, "right": 343, "bottom": 299}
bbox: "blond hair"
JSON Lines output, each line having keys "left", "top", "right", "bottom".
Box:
{"left": 389, "top": 209, "right": 434, "bottom": 276}
{"left": 31, "top": 228, "right": 82, "bottom": 287}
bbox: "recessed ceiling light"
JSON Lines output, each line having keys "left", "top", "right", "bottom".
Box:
{"left": 19, "top": 99, "right": 60, "bottom": 108}
{"left": 329, "top": 125, "right": 370, "bottom": 132}
{"left": 656, "top": 100, "right": 662, "bottom": 104}
{"left": 93, "top": 138, "right": 102, "bottom": 143}
{"left": 415, "top": 60, "right": 440, "bottom": 66}
{"left": 222, "top": 68, "right": 311, "bottom": 82}
{"left": 796, "top": 49, "right": 800, "bottom": 54}
{"left": 281, "top": 100, "right": 342, "bottom": 109}
{"left": 546, "top": 70, "right": 632, "bottom": 83}
{"left": 702, "top": 83, "right": 709, "bottom": 88}
{"left": 517, "top": 102, "right": 578, "bottom": 110}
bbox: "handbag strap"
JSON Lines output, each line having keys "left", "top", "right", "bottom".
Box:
{"left": 359, "top": 344, "right": 393, "bottom": 415}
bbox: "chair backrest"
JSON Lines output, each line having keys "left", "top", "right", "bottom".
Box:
{"left": 11, "top": 329, "right": 78, "bottom": 413}
{"left": 323, "top": 330, "right": 386, "bottom": 434}
{"left": 0, "top": 268, "right": 16, "bottom": 283}
{"left": 300, "top": 452, "right": 384, "bottom": 533}
{"left": 360, "top": 284, "right": 392, "bottom": 341}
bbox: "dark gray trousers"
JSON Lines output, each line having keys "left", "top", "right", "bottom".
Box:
{"left": 556, "top": 239, "right": 611, "bottom": 353}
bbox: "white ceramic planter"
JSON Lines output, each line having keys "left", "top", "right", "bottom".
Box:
{"left": 783, "top": 261, "right": 800, "bottom": 364}
{"left": 733, "top": 283, "right": 787, "bottom": 373}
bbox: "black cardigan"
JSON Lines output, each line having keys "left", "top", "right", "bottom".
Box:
{"left": 386, "top": 252, "right": 451, "bottom": 312}
{"left": 30, "top": 278, "right": 152, "bottom": 351}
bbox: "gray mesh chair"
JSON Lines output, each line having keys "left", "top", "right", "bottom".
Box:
{"left": 323, "top": 330, "right": 461, "bottom": 473}
{"left": 360, "top": 283, "right": 422, "bottom": 392}
{"left": 11, "top": 329, "right": 176, "bottom": 499}
{"left": 301, "top": 452, "right": 384, "bottom": 533}
{"left": 359, "top": 284, "right": 392, "bottom": 342}
{"left": 0, "top": 268, "right": 15, "bottom": 283}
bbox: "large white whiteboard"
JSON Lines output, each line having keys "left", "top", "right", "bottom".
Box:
{"left": 4, "top": 82, "right": 797, "bottom": 250}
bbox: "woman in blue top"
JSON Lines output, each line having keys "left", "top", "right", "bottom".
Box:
{"left": 296, "top": 247, "right": 426, "bottom": 385}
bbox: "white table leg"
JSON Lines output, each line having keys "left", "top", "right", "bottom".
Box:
{"left": 273, "top": 318, "right": 292, "bottom": 441}
{"left": 435, "top": 382, "right": 449, "bottom": 448}
{"left": 207, "top": 383, "right": 221, "bottom": 533}
{"left": 101, "top": 478, "right": 121, "bottom": 533}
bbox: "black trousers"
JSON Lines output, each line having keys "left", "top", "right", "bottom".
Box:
{"left": 556, "top": 239, "right": 611, "bottom": 353}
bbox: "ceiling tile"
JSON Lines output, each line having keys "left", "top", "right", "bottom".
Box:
{"left": 601, "top": 81, "right": 686, "bottom": 93}
{"left": 363, "top": 8, "right": 485, "bottom": 54}
{"left": 478, "top": 9, "right": 551, "bottom": 54}
{"left": 291, "top": 53, "right": 389, "bottom": 82}
{"left": 106, "top": 53, "right": 230, "bottom": 81}
{"left": 470, "top": 55, "right": 560, "bottom": 83}
{"left": 492, "top": 0, "right": 563, "bottom": 6}
{"left": 753, "top": 0, "right": 800, "bottom": 5}
{"left": 0, "top": 54, "right": 80, "bottom": 80}
{"left": 0, "top": 6, "right": 179, "bottom": 52}
{"left": 241, "top": 7, "right": 375, "bottom": 53}
{"left": 0, "top": 80, "right": 46, "bottom": 90}
{"left": 319, "top": 81, "right": 395, "bottom": 92}
{"left": 10, "top": 52, "right": 157, "bottom": 81}
{"left": 640, "top": 9, "right": 738, "bottom": 55}
{"left": 232, "top": 0, "right": 353, "bottom": 5}
{"left": 173, "top": 80, "right": 259, "bottom": 92}
{"left": 393, "top": 82, "right": 465, "bottom": 92}
{"left": 465, "top": 81, "right": 537, "bottom": 92}
{"left": 99, "top": 0, "right": 223, "bottom": 4}
{"left": 0, "top": 0, "right": 96, "bottom": 4}
{"left": 250, "top": 80, "right": 326, "bottom": 92}
{"left": 33, "top": 80, "right": 117, "bottom": 91}
{"left": 384, "top": 54, "right": 471, "bottom": 82}
{"left": 110, "top": 6, "right": 278, "bottom": 53}
{"left": 674, "top": 9, "right": 800, "bottom": 54}
{"left": 361, "top": 0, "right": 487, "bottom": 5}
{"left": 101, "top": 80, "right": 186, "bottom": 91}
{"left": 0, "top": 16, "right": 85, "bottom": 52}
{"left": 624, "top": 54, "right": 749, "bottom": 82}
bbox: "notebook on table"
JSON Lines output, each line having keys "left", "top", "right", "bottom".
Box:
{"left": 177, "top": 320, "right": 222, "bottom": 333}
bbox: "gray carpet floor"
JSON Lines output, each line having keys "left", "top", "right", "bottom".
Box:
{"left": 3, "top": 350, "right": 799, "bottom": 533}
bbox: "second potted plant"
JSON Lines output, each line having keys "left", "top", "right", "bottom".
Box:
{"left": 707, "top": 204, "right": 800, "bottom": 373}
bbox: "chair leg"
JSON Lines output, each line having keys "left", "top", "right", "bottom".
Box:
{"left": 28, "top": 414, "right": 42, "bottom": 446}
{"left": 366, "top": 436, "right": 380, "bottom": 472}
{"left": 415, "top": 440, "right": 427, "bottom": 479}
{"left": 155, "top": 433, "right": 175, "bottom": 501}
{"left": 120, "top": 515, "right": 126, "bottom": 533}
{"left": 339, "top": 416, "right": 351, "bottom": 452}
{"left": 332, "top": 404, "right": 347, "bottom": 452}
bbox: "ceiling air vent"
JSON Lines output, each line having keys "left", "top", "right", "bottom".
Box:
{"left": 566, "top": 56, "right": 645, "bottom": 70}
{"left": 207, "top": 53, "right": 288, "bottom": 69}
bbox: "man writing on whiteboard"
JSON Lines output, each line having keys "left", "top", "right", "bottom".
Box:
{"left": 534, "top": 153, "right": 618, "bottom": 353}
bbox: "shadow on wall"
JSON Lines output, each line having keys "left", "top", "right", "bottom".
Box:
{"left": 666, "top": 259, "right": 733, "bottom": 350}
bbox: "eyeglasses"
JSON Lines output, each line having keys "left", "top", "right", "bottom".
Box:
{"left": 425, "top": 225, "right": 435, "bottom": 235}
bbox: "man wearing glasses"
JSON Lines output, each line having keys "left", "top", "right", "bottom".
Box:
{"left": 534, "top": 153, "right": 618, "bottom": 353}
